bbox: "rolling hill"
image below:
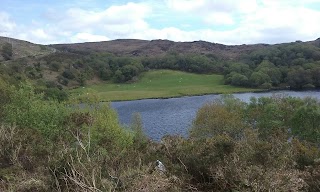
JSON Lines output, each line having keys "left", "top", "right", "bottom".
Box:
{"left": 0, "top": 36, "right": 55, "bottom": 61}
{"left": 1, "top": 36, "right": 320, "bottom": 99}
{"left": 52, "top": 39, "right": 272, "bottom": 60}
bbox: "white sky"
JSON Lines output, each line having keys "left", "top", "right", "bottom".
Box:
{"left": 1, "top": 0, "right": 320, "bottom": 45}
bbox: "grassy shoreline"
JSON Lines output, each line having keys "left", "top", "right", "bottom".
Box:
{"left": 99, "top": 89, "right": 267, "bottom": 102}
{"left": 70, "top": 70, "right": 262, "bottom": 101}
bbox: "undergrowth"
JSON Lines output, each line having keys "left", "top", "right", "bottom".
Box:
{"left": 0, "top": 78, "right": 319, "bottom": 191}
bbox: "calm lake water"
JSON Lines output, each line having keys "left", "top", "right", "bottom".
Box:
{"left": 111, "top": 90, "right": 320, "bottom": 141}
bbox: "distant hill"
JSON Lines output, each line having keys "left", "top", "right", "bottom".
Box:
{"left": 52, "top": 39, "right": 273, "bottom": 60}
{"left": 0, "top": 37, "right": 54, "bottom": 61}
{"left": 1, "top": 36, "right": 319, "bottom": 61}
{"left": 1, "top": 36, "right": 320, "bottom": 92}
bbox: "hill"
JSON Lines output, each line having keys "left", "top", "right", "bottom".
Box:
{"left": 52, "top": 39, "right": 271, "bottom": 60}
{"left": 1, "top": 37, "right": 320, "bottom": 100}
{"left": 0, "top": 37, "right": 54, "bottom": 61}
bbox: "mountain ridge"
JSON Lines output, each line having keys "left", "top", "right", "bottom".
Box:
{"left": 52, "top": 38, "right": 271, "bottom": 59}
{"left": 51, "top": 38, "right": 320, "bottom": 60}
{"left": 1, "top": 36, "right": 320, "bottom": 61}
{"left": 0, "top": 36, "right": 55, "bottom": 61}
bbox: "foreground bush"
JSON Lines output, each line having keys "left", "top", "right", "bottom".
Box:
{"left": 159, "top": 132, "right": 314, "bottom": 191}
{"left": 0, "top": 81, "right": 139, "bottom": 191}
{"left": 0, "top": 81, "right": 319, "bottom": 191}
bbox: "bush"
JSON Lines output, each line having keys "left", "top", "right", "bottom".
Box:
{"left": 292, "top": 139, "right": 320, "bottom": 169}
{"left": 57, "top": 75, "right": 69, "bottom": 86}
{"left": 1, "top": 43, "right": 13, "bottom": 60}
{"left": 49, "top": 61, "right": 62, "bottom": 72}
{"left": 0, "top": 78, "right": 13, "bottom": 120}
{"left": 0, "top": 82, "right": 140, "bottom": 191}
{"left": 131, "top": 113, "right": 148, "bottom": 150}
{"left": 190, "top": 96, "right": 246, "bottom": 139}
{"left": 158, "top": 129, "right": 307, "bottom": 191}
{"left": 291, "top": 101, "right": 320, "bottom": 143}
{"left": 1, "top": 82, "right": 320, "bottom": 191}
{"left": 43, "top": 87, "right": 68, "bottom": 101}
{"left": 2, "top": 83, "right": 71, "bottom": 140}
{"left": 62, "top": 69, "right": 75, "bottom": 79}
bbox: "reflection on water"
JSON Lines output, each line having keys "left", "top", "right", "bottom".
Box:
{"left": 111, "top": 90, "right": 320, "bottom": 141}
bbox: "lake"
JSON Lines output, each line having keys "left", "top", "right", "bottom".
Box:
{"left": 111, "top": 90, "right": 320, "bottom": 141}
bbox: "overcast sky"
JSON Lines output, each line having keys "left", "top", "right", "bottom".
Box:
{"left": 1, "top": 0, "right": 320, "bottom": 45}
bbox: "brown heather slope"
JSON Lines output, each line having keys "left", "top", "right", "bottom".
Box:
{"left": 1, "top": 36, "right": 319, "bottom": 61}
{"left": 0, "top": 37, "right": 54, "bottom": 61}
{"left": 52, "top": 39, "right": 273, "bottom": 60}
{"left": 307, "top": 37, "right": 320, "bottom": 47}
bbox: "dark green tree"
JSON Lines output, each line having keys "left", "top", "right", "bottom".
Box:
{"left": 1, "top": 42, "right": 13, "bottom": 60}
{"left": 287, "top": 68, "right": 312, "bottom": 89}
{"left": 249, "top": 72, "right": 271, "bottom": 87}
{"left": 114, "top": 69, "right": 125, "bottom": 83}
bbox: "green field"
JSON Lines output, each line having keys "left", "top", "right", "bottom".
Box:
{"left": 71, "top": 70, "right": 260, "bottom": 101}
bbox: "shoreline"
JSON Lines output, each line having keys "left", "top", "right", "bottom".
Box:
{"left": 99, "top": 89, "right": 264, "bottom": 102}
{"left": 106, "top": 87, "right": 320, "bottom": 102}
{"left": 103, "top": 88, "right": 277, "bottom": 102}
{"left": 72, "top": 84, "right": 320, "bottom": 102}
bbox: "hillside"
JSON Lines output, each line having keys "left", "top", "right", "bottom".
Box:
{"left": 1, "top": 36, "right": 320, "bottom": 100}
{"left": 0, "top": 37, "right": 54, "bottom": 61}
{"left": 1, "top": 38, "right": 320, "bottom": 191}
{"left": 1, "top": 36, "right": 319, "bottom": 61}
{"left": 71, "top": 70, "right": 257, "bottom": 101}
{"left": 52, "top": 39, "right": 272, "bottom": 60}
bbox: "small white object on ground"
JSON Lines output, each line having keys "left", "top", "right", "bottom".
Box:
{"left": 156, "top": 160, "right": 166, "bottom": 173}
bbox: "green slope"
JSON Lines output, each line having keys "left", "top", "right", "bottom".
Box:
{"left": 71, "top": 70, "right": 259, "bottom": 101}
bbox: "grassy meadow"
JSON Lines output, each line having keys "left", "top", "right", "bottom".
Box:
{"left": 71, "top": 70, "right": 259, "bottom": 101}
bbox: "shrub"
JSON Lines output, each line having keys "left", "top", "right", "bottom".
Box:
{"left": 158, "top": 129, "right": 307, "bottom": 191}
{"left": 292, "top": 139, "right": 320, "bottom": 169}
{"left": 131, "top": 113, "right": 148, "bottom": 149}
{"left": 1, "top": 43, "right": 13, "bottom": 60}
{"left": 49, "top": 61, "right": 62, "bottom": 72}
{"left": 1, "top": 82, "right": 319, "bottom": 191}
{"left": 291, "top": 101, "right": 320, "bottom": 143}
{"left": 57, "top": 75, "right": 69, "bottom": 86}
{"left": 0, "top": 78, "right": 13, "bottom": 120}
{"left": 190, "top": 96, "right": 246, "bottom": 139}
{"left": 62, "top": 69, "right": 75, "bottom": 79}
{"left": 3, "top": 83, "right": 71, "bottom": 140}
{"left": 43, "top": 87, "right": 68, "bottom": 101}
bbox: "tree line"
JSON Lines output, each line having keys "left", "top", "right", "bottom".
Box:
{"left": 48, "top": 42, "right": 320, "bottom": 89}
{"left": 224, "top": 42, "right": 320, "bottom": 89}
{"left": 1, "top": 41, "right": 320, "bottom": 91}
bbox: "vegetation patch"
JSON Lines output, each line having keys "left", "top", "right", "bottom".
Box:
{"left": 70, "top": 70, "right": 258, "bottom": 101}
{"left": 1, "top": 37, "right": 320, "bottom": 191}
{"left": 0, "top": 79, "right": 319, "bottom": 191}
